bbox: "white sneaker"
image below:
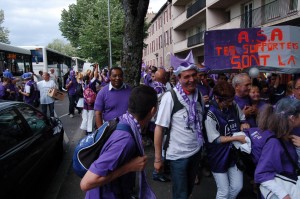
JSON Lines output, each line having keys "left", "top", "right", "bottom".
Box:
{"left": 69, "top": 114, "right": 74, "bottom": 118}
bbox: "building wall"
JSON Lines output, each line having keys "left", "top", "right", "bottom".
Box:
{"left": 143, "top": 2, "right": 173, "bottom": 68}
{"left": 143, "top": 0, "right": 300, "bottom": 68}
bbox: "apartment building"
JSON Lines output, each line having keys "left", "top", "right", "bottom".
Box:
{"left": 143, "top": 1, "right": 173, "bottom": 68}
{"left": 144, "top": 0, "right": 300, "bottom": 67}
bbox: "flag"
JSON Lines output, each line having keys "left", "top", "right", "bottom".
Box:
{"left": 170, "top": 50, "right": 194, "bottom": 70}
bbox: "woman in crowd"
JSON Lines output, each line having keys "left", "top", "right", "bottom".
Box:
{"left": 255, "top": 97, "right": 300, "bottom": 199}
{"left": 204, "top": 82, "right": 249, "bottom": 199}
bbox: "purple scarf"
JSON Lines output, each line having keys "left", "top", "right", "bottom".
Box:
{"left": 175, "top": 83, "right": 203, "bottom": 144}
{"left": 121, "top": 112, "right": 156, "bottom": 199}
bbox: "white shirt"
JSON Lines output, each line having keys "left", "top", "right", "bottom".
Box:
{"left": 37, "top": 80, "right": 57, "bottom": 104}
{"left": 155, "top": 88, "right": 203, "bottom": 160}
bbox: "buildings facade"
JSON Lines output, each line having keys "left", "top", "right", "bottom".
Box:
{"left": 143, "top": 0, "right": 300, "bottom": 68}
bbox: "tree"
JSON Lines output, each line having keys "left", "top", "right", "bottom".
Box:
{"left": 59, "top": 0, "right": 124, "bottom": 66}
{"left": 120, "top": 0, "right": 149, "bottom": 86}
{"left": 0, "top": 10, "right": 10, "bottom": 44}
{"left": 47, "top": 39, "right": 77, "bottom": 57}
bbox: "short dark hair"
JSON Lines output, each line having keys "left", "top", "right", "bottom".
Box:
{"left": 128, "top": 85, "right": 157, "bottom": 120}
{"left": 213, "top": 82, "right": 235, "bottom": 99}
{"left": 109, "top": 67, "right": 123, "bottom": 77}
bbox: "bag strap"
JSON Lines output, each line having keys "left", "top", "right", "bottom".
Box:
{"left": 163, "top": 89, "right": 203, "bottom": 157}
{"left": 278, "top": 139, "right": 300, "bottom": 175}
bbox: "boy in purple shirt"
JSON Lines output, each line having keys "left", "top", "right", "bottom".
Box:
{"left": 94, "top": 67, "right": 131, "bottom": 128}
{"left": 80, "top": 85, "right": 157, "bottom": 199}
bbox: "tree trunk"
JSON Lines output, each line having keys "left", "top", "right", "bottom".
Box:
{"left": 121, "top": 0, "right": 149, "bottom": 86}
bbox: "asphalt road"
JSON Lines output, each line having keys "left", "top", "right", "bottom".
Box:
{"left": 41, "top": 96, "right": 257, "bottom": 199}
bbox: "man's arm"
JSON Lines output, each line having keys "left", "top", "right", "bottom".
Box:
{"left": 153, "top": 125, "right": 164, "bottom": 172}
{"left": 80, "top": 155, "right": 147, "bottom": 191}
{"left": 95, "top": 110, "right": 104, "bottom": 128}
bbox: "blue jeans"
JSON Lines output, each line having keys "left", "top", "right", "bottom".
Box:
{"left": 41, "top": 102, "right": 55, "bottom": 117}
{"left": 169, "top": 149, "right": 201, "bottom": 199}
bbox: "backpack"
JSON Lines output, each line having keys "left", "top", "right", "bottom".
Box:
{"left": 162, "top": 89, "right": 204, "bottom": 158}
{"left": 83, "top": 87, "right": 96, "bottom": 105}
{"left": 72, "top": 118, "right": 133, "bottom": 178}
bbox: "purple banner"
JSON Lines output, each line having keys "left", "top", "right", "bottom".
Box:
{"left": 204, "top": 26, "right": 300, "bottom": 74}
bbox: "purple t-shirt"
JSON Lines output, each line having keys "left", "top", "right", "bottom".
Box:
{"left": 94, "top": 84, "right": 131, "bottom": 122}
{"left": 24, "top": 80, "right": 36, "bottom": 105}
{"left": 255, "top": 138, "right": 298, "bottom": 183}
{"left": 234, "top": 95, "right": 257, "bottom": 127}
{"left": 86, "top": 119, "right": 138, "bottom": 199}
{"left": 245, "top": 128, "right": 274, "bottom": 165}
{"left": 66, "top": 76, "right": 77, "bottom": 95}
{"left": 0, "top": 83, "right": 6, "bottom": 99}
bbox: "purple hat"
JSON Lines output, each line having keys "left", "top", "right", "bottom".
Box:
{"left": 3, "top": 69, "right": 14, "bottom": 79}
{"left": 173, "top": 62, "right": 197, "bottom": 76}
{"left": 21, "top": 72, "right": 33, "bottom": 80}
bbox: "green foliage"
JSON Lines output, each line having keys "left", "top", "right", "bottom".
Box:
{"left": 59, "top": 0, "right": 124, "bottom": 66}
{"left": 47, "top": 39, "right": 77, "bottom": 57}
{"left": 0, "top": 10, "right": 10, "bottom": 44}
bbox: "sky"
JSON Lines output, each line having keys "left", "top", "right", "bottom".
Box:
{"left": 2, "top": 0, "right": 165, "bottom": 46}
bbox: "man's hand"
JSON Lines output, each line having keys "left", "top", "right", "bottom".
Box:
{"left": 290, "top": 135, "right": 300, "bottom": 147}
{"left": 128, "top": 155, "right": 148, "bottom": 172}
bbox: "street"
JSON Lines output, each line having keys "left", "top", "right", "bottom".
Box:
{"left": 42, "top": 96, "right": 257, "bottom": 199}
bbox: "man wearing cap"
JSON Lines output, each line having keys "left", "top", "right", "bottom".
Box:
{"left": 154, "top": 62, "right": 205, "bottom": 199}
{"left": 19, "top": 72, "right": 38, "bottom": 106}
{"left": 1, "top": 69, "right": 18, "bottom": 101}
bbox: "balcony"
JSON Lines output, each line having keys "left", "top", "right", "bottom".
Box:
{"left": 187, "top": 0, "right": 206, "bottom": 18}
{"left": 240, "top": 0, "right": 298, "bottom": 28}
{"left": 209, "top": 0, "right": 298, "bottom": 30}
{"left": 187, "top": 31, "right": 205, "bottom": 47}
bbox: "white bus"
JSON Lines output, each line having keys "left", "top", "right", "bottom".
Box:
{"left": 0, "top": 42, "right": 32, "bottom": 77}
{"left": 72, "top": 57, "right": 86, "bottom": 72}
{"left": 19, "top": 46, "right": 72, "bottom": 90}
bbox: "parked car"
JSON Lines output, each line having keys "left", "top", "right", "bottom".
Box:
{"left": 0, "top": 100, "right": 64, "bottom": 198}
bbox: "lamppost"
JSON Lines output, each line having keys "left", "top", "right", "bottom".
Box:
{"left": 154, "top": 53, "right": 159, "bottom": 67}
{"left": 107, "top": 0, "right": 112, "bottom": 68}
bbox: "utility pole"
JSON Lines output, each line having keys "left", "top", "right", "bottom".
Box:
{"left": 107, "top": 0, "right": 112, "bottom": 68}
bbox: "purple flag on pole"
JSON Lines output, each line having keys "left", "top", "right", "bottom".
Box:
{"left": 170, "top": 50, "right": 195, "bottom": 70}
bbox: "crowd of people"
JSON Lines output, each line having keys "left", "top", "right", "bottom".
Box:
{"left": 1, "top": 62, "right": 300, "bottom": 199}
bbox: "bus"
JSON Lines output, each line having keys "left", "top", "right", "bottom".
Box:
{"left": 0, "top": 42, "right": 33, "bottom": 77}
{"left": 20, "top": 46, "right": 72, "bottom": 90}
{"left": 72, "top": 57, "right": 86, "bottom": 72}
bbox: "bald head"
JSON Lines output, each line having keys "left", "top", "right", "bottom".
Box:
{"left": 155, "top": 68, "right": 167, "bottom": 84}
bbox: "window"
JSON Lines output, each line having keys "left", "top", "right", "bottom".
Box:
{"left": 289, "top": 0, "right": 297, "bottom": 11}
{"left": 0, "top": 109, "right": 28, "bottom": 154}
{"left": 170, "top": 28, "right": 172, "bottom": 44}
{"left": 265, "top": 0, "right": 279, "bottom": 20}
{"left": 18, "top": 105, "right": 47, "bottom": 135}
{"left": 166, "top": 30, "right": 169, "bottom": 45}
{"left": 243, "top": 2, "right": 253, "bottom": 28}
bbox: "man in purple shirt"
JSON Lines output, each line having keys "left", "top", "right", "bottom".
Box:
{"left": 80, "top": 85, "right": 157, "bottom": 199}
{"left": 66, "top": 70, "right": 79, "bottom": 118}
{"left": 94, "top": 67, "right": 131, "bottom": 128}
{"left": 232, "top": 73, "right": 257, "bottom": 127}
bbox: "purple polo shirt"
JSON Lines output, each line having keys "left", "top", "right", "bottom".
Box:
{"left": 234, "top": 95, "right": 257, "bottom": 127}
{"left": 0, "top": 83, "right": 6, "bottom": 99}
{"left": 94, "top": 83, "right": 131, "bottom": 122}
{"left": 66, "top": 76, "right": 77, "bottom": 95}
{"left": 86, "top": 119, "right": 138, "bottom": 199}
{"left": 255, "top": 139, "right": 298, "bottom": 183}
